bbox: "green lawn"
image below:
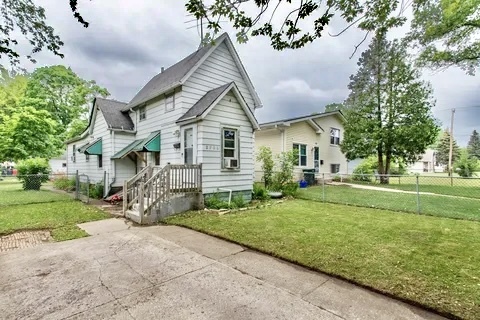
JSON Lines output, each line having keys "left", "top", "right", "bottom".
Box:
{"left": 298, "top": 185, "right": 480, "bottom": 221}
{"left": 0, "top": 178, "right": 110, "bottom": 241}
{"left": 165, "top": 200, "right": 480, "bottom": 320}
{"left": 348, "top": 176, "right": 480, "bottom": 199}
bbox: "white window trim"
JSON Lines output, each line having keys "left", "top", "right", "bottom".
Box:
{"left": 330, "top": 127, "right": 341, "bottom": 146}
{"left": 293, "top": 142, "right": 308, "bottom": 167}
{"left": 165, "top": 93, "right": 175, "bottom": 112}
{"left": 139, "top": 106, "right": 147, "bottom": 122}
{"left": 181, "top": 125, "right": 197, "bottom": 165}
{"left": 221, "top": 126, "right": 240, "bottom": 170}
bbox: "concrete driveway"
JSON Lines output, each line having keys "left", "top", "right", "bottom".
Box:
{"left": 0, "top": 219, "right": 444, "bottom": 320}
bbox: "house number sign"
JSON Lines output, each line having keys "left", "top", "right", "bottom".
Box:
{"left": 203, "top": 144, "right": 220, "bottom": 151}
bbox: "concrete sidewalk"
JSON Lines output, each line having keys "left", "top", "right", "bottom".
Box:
{"left": 0, "top": 218, "right": 445, "bottom": 320}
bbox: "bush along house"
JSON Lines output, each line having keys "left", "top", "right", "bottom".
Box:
{"left": 66, "top": 33, "right": 262, "bottom": 223}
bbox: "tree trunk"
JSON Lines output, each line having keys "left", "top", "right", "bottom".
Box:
{"left": 382, "top": 151, "right": 392, "bottom": 184}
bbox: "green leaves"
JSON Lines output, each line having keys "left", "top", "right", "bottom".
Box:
{"left": 467, "top": 129, "right": 480, "bottom": 160}
{"left": 435, "top": 129, "right": 460, "bottom": 167}
{"left": 410, "top": 0, "right": 480, "bottom": 74}
{"left": 0, "top": 65, "right": 109, "bottom": 162}
{"left": 342, "top": 33, "right": 439, "bottom": 176}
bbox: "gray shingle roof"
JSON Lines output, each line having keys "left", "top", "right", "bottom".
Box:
{"left": 177, "top": 83, "right": 232, "bottom": 123}
{"left": 125, "top": 41, "right": 218, "bottom": 110}
{"left": 96, "top": 98, "right": 134, "bottom": 130}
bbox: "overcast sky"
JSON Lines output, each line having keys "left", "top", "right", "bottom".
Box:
{"left": 15, "top": 0, "right": 480, "bottom": 146}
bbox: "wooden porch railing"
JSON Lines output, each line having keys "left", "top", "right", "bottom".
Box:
{"left": 123, "top": 164, "right": 202, "bottom": 221}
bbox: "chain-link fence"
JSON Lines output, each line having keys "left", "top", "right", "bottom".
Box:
{"left": 294, "top": 173, "right": 480, "bottom": 221}
{"left": 0, "top": 171, "right": 107, "bottom": 207}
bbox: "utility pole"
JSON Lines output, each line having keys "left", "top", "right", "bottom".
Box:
{"left": 448, "top": 108, "right": 455, "bottom": 185}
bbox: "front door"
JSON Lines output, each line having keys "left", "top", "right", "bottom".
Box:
{"left": 313, "top": 147, "right": 320, "bottom": 173}
{"left": 184, "top": 128, "right": 194, "bottom": 165}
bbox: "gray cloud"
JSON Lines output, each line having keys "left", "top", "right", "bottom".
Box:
{"left": 15, "top": 0, "right": 478, "bottom": 145}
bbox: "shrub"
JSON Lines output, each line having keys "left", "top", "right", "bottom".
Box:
{"left": 89, "top": 183, "right": 104, "bottom": 199}
{"left": 252, "top": 183, "right": 270, "bottom": 201}
{"left": 16, "top": 158, "right": 50, "bottom": 190}
{"left": 455, "top": 151, "right": 479, "bottom": 178}
{"left": 352, "top": 156, "right": 406, "bottom": 181}
{"left": 53, "top": 176, "right": 76, "bottom": 191}
{"left": 205, "top": 193, "right": 248, "bottom": 209}
{"left": 231, "top": 194, "right": 247, "bottom": 208}
{"left": 282, "top": 182, "right": 298, "bottom": 197}
{"left": 270, "top": 149, "right": 297, "bottom": 194}
{"left": 256, "top": 146, "right": 275, "bottom": 188}
{"left": 205, "top": 193, "right": 229, "bottom": 209}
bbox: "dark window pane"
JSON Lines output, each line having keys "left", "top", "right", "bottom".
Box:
{"left": 300, "top": 156, "right": 307, "bottom": 166}
{"left": 224, "top": 149, "right": 235, "bottom": 158}
{"left": 224, "top": 130, "right": 235, "bottom": 140}
{"left": 300, "top": 145, "right": 307, "bottom": 155}
{"left": 184, "top": 148, "right": 193, "bottom": 165}
{"left": 314, "top": 147, "right": 319, "bottom": 160}
{"left": 224, "top": 140, "right": 235, "bottom": 148}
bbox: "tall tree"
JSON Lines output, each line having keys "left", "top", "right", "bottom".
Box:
{"left": 410, "top": 0, "right": 480, "bottom": 75}
{"left": 185, "top": 0, "right": 407, "bottom": 51}
{"left": 435, "top": 129, "right": 460, "bottom": 169}
{"left": 467, "top": 129, "right": 480, "bottom": 160}
{"left": 0, "top": 107, "right": 59, "bottom": 161}
{"left": 341, "top": 33, "right": 439, "bottom": 183}
{"left": 23, "top": 65, "right": 109, "bottom": 138}
{"left": 0, "top": 69, "right": 28, "bottom": 125}
{"left": 324, "top": 102, "right": 345, "bottom": 112}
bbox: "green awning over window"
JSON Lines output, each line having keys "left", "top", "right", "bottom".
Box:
{"left": 78, "top": 138, "right": 102, "bottom": 155}
{"left": 143, "top": 131, "right": 161, "bottom": 152}
{"left": 111, "top": 131, "right": 160, "bottom": 159}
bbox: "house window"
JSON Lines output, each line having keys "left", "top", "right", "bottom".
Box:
{"left": 62, "top": 163, "right": 67, "bottom": 168}
{"left": 330, "top": 128, "right": 340, "bottom": 145}
{"left": 139, "top": 106, "right": 146, "bottom": 121}
{"left": 165, "top": 94, "right": 175, "bottom": 112}
{"left": 72, "top": 145, "right": 76, "bottom": 163}
{"left": 98, "top": 155, "right": 103, "bottom": 168}
{"left": 293, "top": 144, "right": 307, "bottom": 166}
{"left": 184, "top": 128, "right": 194, "bottom": 165}
{"left": 154, "top": 152, "right": 160, "bottom": 166}
{"left": 331, "top": 164, "right": 340, "bottom": 174}
{"left": 86, "top": 154, "right": 90, "bottom": 162}
{"left": 222, "top": 128, "right": 238, "bottom": 168}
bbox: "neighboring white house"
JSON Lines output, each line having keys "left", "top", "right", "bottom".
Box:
{"left": 254, "top": 111, "right": 348, "bottom": 182}
{"left": 408, "top": 149, "right": 445, "bottom": 173}
{"left": 66, "top": 33, "right": 262, "bottom": 201}
{"left": 49, "top": 152, "right": 67, "bottom": 174}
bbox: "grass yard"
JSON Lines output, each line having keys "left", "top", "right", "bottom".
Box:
{"left": 0, "top": 177, "right": 110, "bottom": 241}
{"left": 349, "top": 176, "right": 480, "bottom": 199}
{"left": 165, "top": 199, "right": 480, "bottom": 319}
{"left": 0, "top": 178, "right": 70, "bottom": 206}
{"left": 298, "top": 185, "right": 480, "bottom": 221}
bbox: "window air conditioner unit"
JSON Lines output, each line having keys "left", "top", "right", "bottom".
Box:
{"left": 224, "top": 158, "right": 238, "bottom": 169}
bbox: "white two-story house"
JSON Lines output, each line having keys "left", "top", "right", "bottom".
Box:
{"left": 66, "top": 33, "right": 262, "bottom": 206}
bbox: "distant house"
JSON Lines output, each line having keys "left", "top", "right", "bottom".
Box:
{"left": 254, "top": 111, "right": 348, "bottom": 182}
{"left": 49, "top": 152, "right": 67, "bottom": 174}
{"left": 65, "top": 33, "right": 262, "bottom": 220}
{"left": 408, "top": 149, "right": 445, "bottom": 173}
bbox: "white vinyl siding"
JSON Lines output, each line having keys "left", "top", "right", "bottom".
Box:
{"left": 197, "top": 91, "right": 254, "bottom": 194}
{"left": 182, "top": 42, "right": 256, "bottom": 114}
{"left": 134, "top": 88, "right": 183, "bottom": 166}
{"left": 66, "top": 109, "right": 110, "bottom": 184}
{"left": 112, "top": 132, "right": 136, "bottom": 187}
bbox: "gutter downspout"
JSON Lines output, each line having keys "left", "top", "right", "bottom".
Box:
{"left": 108, "top": 130, "right": 116, "bottom": 197}
{"left": 218, "top": 188, "right": 233, "bottom": 206}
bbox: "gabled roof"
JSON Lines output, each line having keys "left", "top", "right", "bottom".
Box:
{"left": 176, "top": 82, "right": 259, "bottom": 129}
{"left": 123, "top": 33, "right": 262, "bottom": 111}
{"left": 259, "top": 110, "right": 345, "bottom": 131}
{"left": 96, "top": 98, "right": 134, "bottom": 130}
{"left": 177, "top": 83, "right": 232, "bottom": 122}
{"left": 66, "top": 97, "right": 134, "bottom": 144}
